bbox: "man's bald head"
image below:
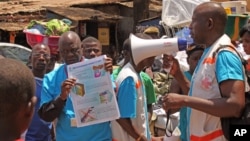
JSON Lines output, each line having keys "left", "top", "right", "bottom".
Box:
{"left": 32, "top": 43, "right": 51, "bottom": 58}
{"left": 58, "top": 31, "right": 83, "bottom": 64}
{"left": 195, "top": 2, "right": 227, "bottom": 32}
{"left": 32, "top": 44, "right": 50, "bottom": 53}
{"left": 31, "top": 43, "right": 51, "bottom": 77}
{"left": 58, "top": 31, "right": 81, "bottom": 51}
{"left": 189, "top": 2, "right": 227, "bottom": 45}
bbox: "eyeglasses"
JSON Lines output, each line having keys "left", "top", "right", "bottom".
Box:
{"left": 32, "top": 53, "right": 51, "bottom": 59}
{"left": 61, "top": 48, "right": 81, "bottom": 55}
{"left": 85, "top": 48, "right": 100, "bottom": 53}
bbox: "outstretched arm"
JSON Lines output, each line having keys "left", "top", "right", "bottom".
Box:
{"left": 162, "top": 80, "right": 244, "bottom": 118}
{"left": 162, "top": 51, "right": 245, "bottom": 118}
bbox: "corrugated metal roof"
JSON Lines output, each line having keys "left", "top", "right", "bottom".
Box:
{"left": 0, "top": 22, "right": 28, "bottom": 31}
{"left": 0, "top": 0, "right": 123, "bottom": 31}
{"left": 0, "top": 0, "right": 124, "bottom": 15}
{"left": 0, "top": 0, "right": 161, "bottom": 31}
{"left": 117, "top": 0, "right": 162, "bottom": 12}
{"left": 46, "top": 7, "right": 122, "bottom": 21}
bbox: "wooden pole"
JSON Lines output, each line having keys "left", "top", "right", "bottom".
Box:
{"left": 133, "top": 0, "right": 150, "bottom": 32}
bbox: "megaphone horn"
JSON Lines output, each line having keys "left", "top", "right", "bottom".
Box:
{"left": 130, "top": 33, "right": 187, "bottom": 65}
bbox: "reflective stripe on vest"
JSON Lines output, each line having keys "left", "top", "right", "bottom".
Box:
{"left": 190, "top": 129, "right": 223, "bottom": 141}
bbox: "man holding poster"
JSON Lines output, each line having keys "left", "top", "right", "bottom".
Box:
{"left": 67, "top": 55, "right": 120, "bottom": 127}
{"left": 38, "top": 31, "right": 115, "bottom": 141}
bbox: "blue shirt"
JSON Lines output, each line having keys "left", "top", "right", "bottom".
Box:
{"left": 117, "top": 77, "right": 137, "bottom": 118}
{"left": 216, "top": 50, "right": 244, "bottom": 83}
{"left": 26, "top": 78, "right": 52, "bottom": 141}
{"left": 116, "top": 76, "right": 151, "bottom": 140}
{"left": 40, "top": 64, "right": 112, "bottom": 141}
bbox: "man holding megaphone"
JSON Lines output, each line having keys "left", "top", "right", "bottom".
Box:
{"left": 161, "top": 2, "right": 246, "bottom": 141}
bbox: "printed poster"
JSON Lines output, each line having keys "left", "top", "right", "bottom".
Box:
{"left": 67, "top": 55, "right": 120, "bottom": 127}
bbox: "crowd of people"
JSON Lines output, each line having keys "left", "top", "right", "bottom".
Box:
{"left": 1, "top": 1, "right": 250, "bottom": 141}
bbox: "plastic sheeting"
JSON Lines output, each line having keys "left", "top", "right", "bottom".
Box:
{"left": 0, "top": 43, "right": 31, "bottom": 65}
{"left": 161, "top": 0, "right": 210, "bottom": 27}
{"left": 160, "top": 0, "right": 209, "bottom": 69}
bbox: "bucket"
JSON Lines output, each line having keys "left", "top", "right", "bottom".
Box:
{"left": 24, "top": 30, "right": 60, "bottom": 54}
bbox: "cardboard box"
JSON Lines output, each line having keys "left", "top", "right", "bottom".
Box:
{"left": 247, "top": 0, "right": 250, "bottom": 11}
{"left": 212, "top": 0, "right": 250, "bottom": 12}
{"left": 220, "top": 1, "right": 247, "bottom": 14}
{"left": 211, "top": 0, "right": 230, "bottom": 2}
{"left": 211, "top": 0, "right": 229, "bottom": 2}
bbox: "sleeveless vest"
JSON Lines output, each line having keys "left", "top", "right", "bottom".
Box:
{"left": 111, "top": 63, "right": 149, "bottom": 141}
{"left": 189, "top": 34, "right": 231, "bottom": 141}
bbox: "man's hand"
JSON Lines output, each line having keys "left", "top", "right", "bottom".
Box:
{"left": 60, "top": 78, "right": 76, "bottom": 100}
{"left": 104, "top": 57, "right": 113, "bottom": 73}
{"left": 162, "top": 55, "right": 181, "bottom": 76}
{"left": 163, "top": 55, "right": 190, "bottom": 93}
{"left": 145, "top": 67, "right": 154, "bottom": 79}
{"left": 140, "top": 135, "right": 148, "bottom": 141}
{"left": 151, "top": 136, "right": 164, "bottom": 141}
{"left": 161, "top": 93, "right": 186, "bottom": 112}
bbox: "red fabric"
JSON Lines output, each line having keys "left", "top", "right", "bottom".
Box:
{"left": 15, "top": 139, "right": 24, "bottom": 141}
{"left": 190, "top": 129, "right": 223, "bottom": 141}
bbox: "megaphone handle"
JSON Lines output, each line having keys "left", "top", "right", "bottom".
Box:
{"left": 164, "top": 68, "right": 171, "bottom": 73}
{"left": 163, "top": 61, "right": 173, "bottom": 73}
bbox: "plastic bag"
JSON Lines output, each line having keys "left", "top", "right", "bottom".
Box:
{"left": 161, "top": 0, "right": 210, "bottom": 27}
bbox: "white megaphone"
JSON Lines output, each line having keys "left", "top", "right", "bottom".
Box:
{"left": 130, "top": 33, "right": 188, "bottom": 65}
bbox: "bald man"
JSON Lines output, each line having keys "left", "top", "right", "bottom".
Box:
{"left": 25, "top": 44, "right": 52, "bottom": 141}
{"left": 38, "top": 31, "right": 113, "bottom": 141}
{"left": 162, "top": 2, "right": 246, "bottom": 141}
{"left": 0, "top": 58, "right": 37, "bottom": 141}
